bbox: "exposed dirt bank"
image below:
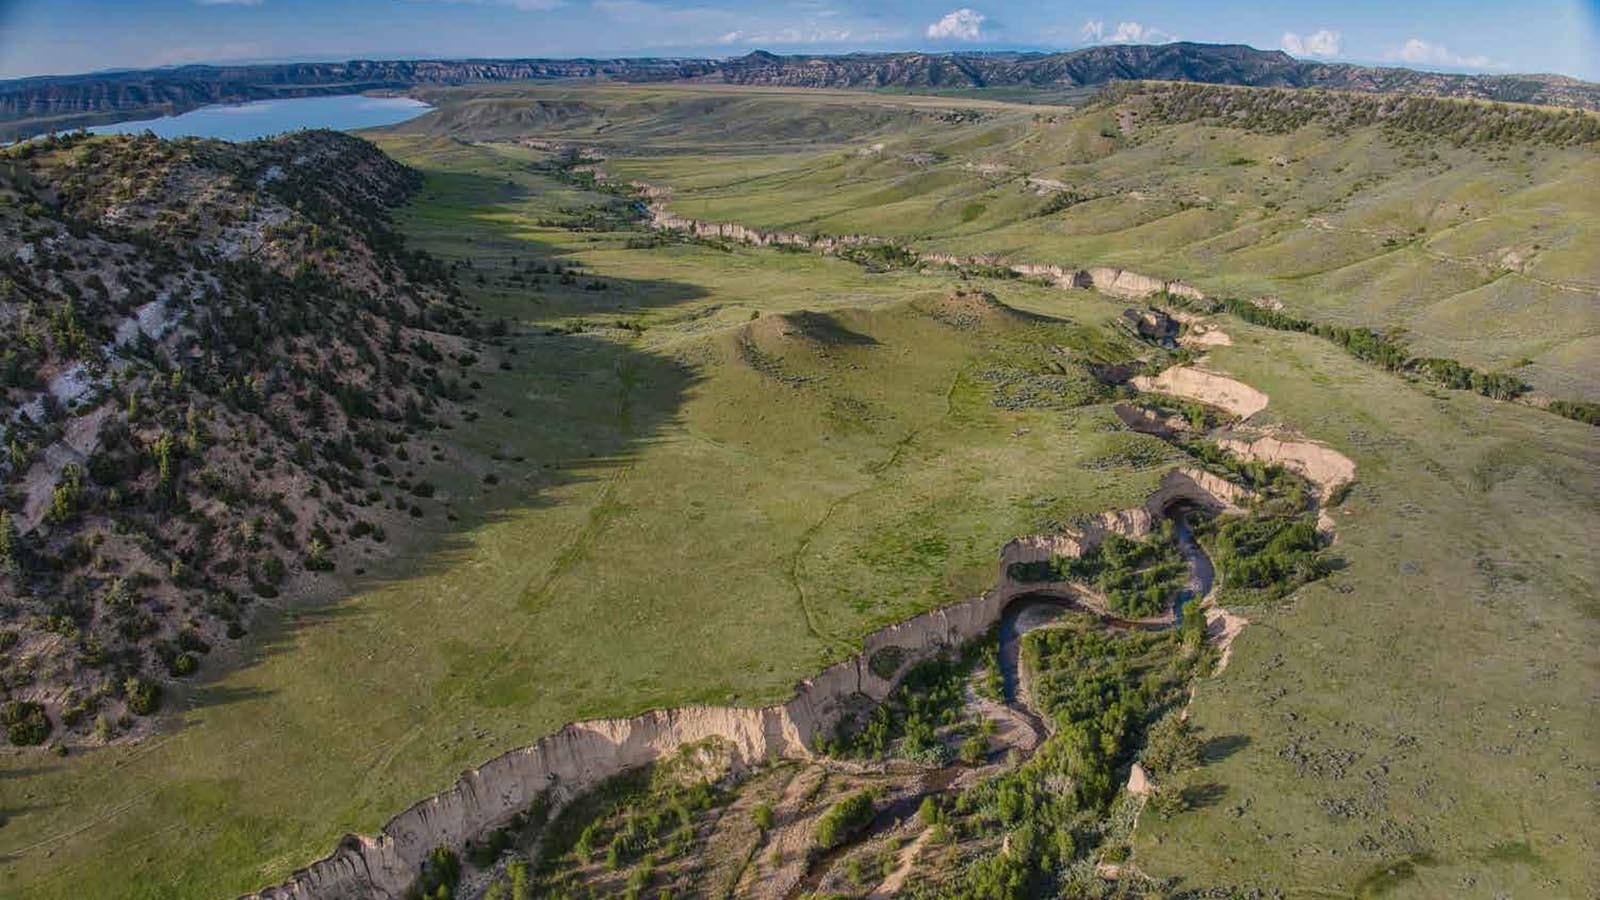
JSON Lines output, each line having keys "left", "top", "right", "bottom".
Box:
{"left": 645, "top": 199, "right": 1206, "bottom": 303}
{"left": 1130, "top": 366, "right": 1271, "bottom": 420}
{"left": 1216, "top": 431, "right": 1356, "bottom": 498}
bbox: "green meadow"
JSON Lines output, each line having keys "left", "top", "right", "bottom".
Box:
{"left": 1, "top": 84, "right": 1594, "bottom": 898}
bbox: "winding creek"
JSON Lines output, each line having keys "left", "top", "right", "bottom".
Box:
{"left": 783, "top": 508, "right": 1218, "bottom": 897}
{"left": 998, "top": 508, "right": 1215, "bottom": 705}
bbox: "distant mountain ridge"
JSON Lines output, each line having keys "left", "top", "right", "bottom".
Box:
{"left": 3, "top": 42, "right": 1597, "bottom": 139}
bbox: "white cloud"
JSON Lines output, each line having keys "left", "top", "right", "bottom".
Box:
{"left": 1387, "top": 37, "right": 1503, "bottom": 70}
{"left": 1079, "top": 20, "right": 1175, "bottom": 44}
{"left": 1281, "top": 29, "right": 1341, "bottom": 58}
{"left": 718, "top": 25, "right": 864, "bottom": 44}
{"left": 926, "top": 8, "right": 985, "bottom": 41}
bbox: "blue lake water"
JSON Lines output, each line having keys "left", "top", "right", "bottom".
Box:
{"left": 84, "top": 94, "right": 432, "bottom": 142}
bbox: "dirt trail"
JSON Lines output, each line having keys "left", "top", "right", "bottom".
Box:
{"left": 870, "top": 826, "right": 931, "bottom": 897}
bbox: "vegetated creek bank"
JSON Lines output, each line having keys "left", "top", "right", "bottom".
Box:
{"left": 248, "top": 456, "right": 1253, "bottom": 899}
{"left": 998, "top": 507, "right": 1214, "bottom": 703}
{"left": 780, "top": 509, "right": 1219, "bottom": 899}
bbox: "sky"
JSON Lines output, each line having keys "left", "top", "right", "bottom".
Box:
{"left": 0, "top": 0, "right": 1595, "bottom": 82}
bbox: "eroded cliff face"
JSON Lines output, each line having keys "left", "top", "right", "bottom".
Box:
{"left": 1131, "top": 366, "right": 1271, "bottom": 420}
{"left": 1216, "top": 433, "right": 1356, "bottom": 496}
{"left": 647, "top": 204, "right": 1207, "bottom": 304}
{"left": 246, "top": 466, "right": 1247, "bottom": 900}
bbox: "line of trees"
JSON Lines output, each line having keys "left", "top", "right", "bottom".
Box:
{"left": 1175, "top": 293, "right": 1541, "bottom": 404}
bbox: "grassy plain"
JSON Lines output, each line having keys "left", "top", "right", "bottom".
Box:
{"left": 385, "top": 88, "right": 1600, "bottom": 896}
{"left": 0, "top": 84, "right": 1594, "bottom": 899}
{"left": 1136, "top": 319, "right": 1598, "bottom": 896}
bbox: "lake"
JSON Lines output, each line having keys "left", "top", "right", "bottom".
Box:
{"left": 84, "top": 94, "right": 432, "bottom": 142}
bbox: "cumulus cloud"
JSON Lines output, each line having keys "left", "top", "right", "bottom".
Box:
{"left": 927, "top": 8, "right": 985, "bottom": 41}
{"left": 1387, "top": 37, "right": 1503, "bottom": 70}
{"left": 1080, "top": 20, "right": 1175, "bottom": 44}
{"left": 1281, "top": 29, "right": 1341, "bottom": 58}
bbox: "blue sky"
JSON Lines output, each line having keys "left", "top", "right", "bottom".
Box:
{"left": 0, "top": 0, "right": 1595, "bottom": 81}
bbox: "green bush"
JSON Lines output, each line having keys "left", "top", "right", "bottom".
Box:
{"left": 1212, "top": 513, "right": 1327, "bottom": 600}
{"left": 124, "top": 677, "right": 161, "bottom": 716}
{"left": 815, "top": 791, "right": 876, "bottom": 850}
{"left": 408, "top": 847, "right": 460, "bottom": 900}
{"left": 1548, "top": 400, "right": 1600, "bottom": 426}
{"left": 1141, "top": 715, "right": 1203, "bottom": 777}
{"left": 752, "top": 802, "right": 774, "bottom": 831}
{"left": 1038, "top": 528, "right": 1188, "bottom": 618}
{"left": 5, "top": 700, "right": 51, "bottom": 746}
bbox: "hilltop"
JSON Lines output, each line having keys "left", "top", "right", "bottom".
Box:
{"left": 3, "top": 42, "right": 1598, "bottom": 140}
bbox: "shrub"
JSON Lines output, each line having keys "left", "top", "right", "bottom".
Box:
{"left": 5, "top": 700, "right": 51, "bottom": 746}
{"left": 1142, "top": 715, "right": 1203, "bottom": 777}
{"left": 815, "top": 791, "right": 876, "bottom": 850}
{"left": 408, "top": 847, "right": 461, "bottom": 900}
{"left": 124, "top": 677, "right": 161, "bottom": 715}
{"left": 867, "top": 645, "right": 906, "bottom": 680}
{"left": 1549, "top": 399, "right": 1600, "bottom": 426}
{"left": 466, "top": 827, "right": 512, "bottom": 868}
{"left": 959, "top": 733, "right": 989, "bottom": 765}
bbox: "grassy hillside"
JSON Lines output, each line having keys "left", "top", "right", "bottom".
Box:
{"left": 425, "top": 83, "right": 1600, "bottom": 402}
{"left": 1132, "top": 319, "right": 1597, "bottom": 896}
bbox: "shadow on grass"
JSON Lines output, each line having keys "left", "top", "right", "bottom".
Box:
{"left": 169, "top": 165, "right": 711, "bottom": 719}
{"left": 1180, "top": 781, "right": 1228, "bottom": 810}
{"left": 1202, "top": 733, "right": 1250, "bottom": 763}
{"left": 783, "top": 310, "right": 880, "bottom": 347}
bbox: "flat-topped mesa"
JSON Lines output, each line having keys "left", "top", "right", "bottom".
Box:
{"left": 244, "top": 466, "right": 1248, "bottom": 900}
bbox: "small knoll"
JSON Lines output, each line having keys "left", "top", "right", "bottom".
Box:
{"left": 769, "top": 309, "right": 879, "bottom": 348}
{"left": 1132, "top": 365, "right": 1270, "bottom": 419}
{"left": 918, "top": 288, "right": 1020, "bottom": 329}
